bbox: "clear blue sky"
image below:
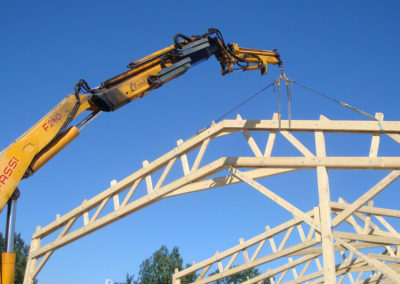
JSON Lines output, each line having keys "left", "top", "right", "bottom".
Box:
{"left": 1, "top": 1, "right": 400, "bottom": 283}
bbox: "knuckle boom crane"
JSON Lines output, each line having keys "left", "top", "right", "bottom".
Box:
{"left": 0, "top": 28, "right": 281, "bottom": 283}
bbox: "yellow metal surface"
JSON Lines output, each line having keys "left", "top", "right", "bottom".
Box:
{"left": 30, "top": 126, "right": 80, "bottom": 173}
{"left": 0, "top": 29, "right": 281, "bottom": 283}
{"left": 1, "top": 252, "right": 16, "bottom": 284}
{"left": 0, "top": 35, "right": 281, "bottom": 213}
{"left": 0, "top": 95, "right": 93, "bottom": 212}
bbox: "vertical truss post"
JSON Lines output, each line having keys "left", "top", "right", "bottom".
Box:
{"left": 315, "top": 116, "right": 336, "bottom": 283}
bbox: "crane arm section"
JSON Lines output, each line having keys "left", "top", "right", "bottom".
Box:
{"left": 0, "top": 28, "right": 281, "bottom": 212}
{"left": 90, "top": 28, "right": 281, "bottom": 111}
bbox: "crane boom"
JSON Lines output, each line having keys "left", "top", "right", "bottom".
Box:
{"left": 0, "top": 27, "right": 281, "bottom": 284}
{"left": 0, "top": 28, "right": 281, "bottom": 214}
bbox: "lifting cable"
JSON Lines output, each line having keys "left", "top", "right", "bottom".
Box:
{"left": 193, "top": 81, "right": 276, "bottom": 136}
{"left": 195, "top": 72, "right": 384, "bottom": 136}
{"left": 288, "top": 77, "right": 384, "bottom": 131}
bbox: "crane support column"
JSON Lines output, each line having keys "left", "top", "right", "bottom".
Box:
{"left": 1, "top": 189, "right": 19, "bottom": 284}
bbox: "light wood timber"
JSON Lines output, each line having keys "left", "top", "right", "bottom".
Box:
{"left": 227, "top": 166, "right": 318, "bottom": 229}
{"left": 177, "top": 139, "right": 190, "bottom": 175}
{"left": 315, "top": 126, "right": 336, "bottom": 283}
{"left": 280, "top": 130, "right": 315, "bottom": 157}
{"left": 154, "top": 158, "right": 176, "bottom": 191}
{"left": 142, "top": 160, "right": 153, "bottom": 193}
{"left": 369, "top": 113, "right": 384, "bottom": 158}
{"left": 332, "top": 170, "right": 400, "bottom": 227}
{"left": 174, "top": 212, "right": 313, "bottom": 279}
{"left": 331, "top": 201, "right": 400, "bottom": 218}
{"left": 191, "top": 138, "right": 210, "bottom": 172}
{"left": 237, "top": 114, "right": 263, "bottom": 157}
{"left": 241, "top": 254, "right": 320, "bottom": 284}
{"left": 23, "top": 227, "right": 41, "bottom": 284}
{"left": 190, "top": 239, "right": 319, "bottom": 284}
{"left": 334, "top": 237, "right": 400, "bottom": 281}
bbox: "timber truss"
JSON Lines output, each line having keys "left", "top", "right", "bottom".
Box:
{"left": 24, "top": 113, "right": 400, "bottom": 283}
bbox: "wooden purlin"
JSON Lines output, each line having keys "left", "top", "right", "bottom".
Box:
{"left": 24, "top": 113, "right": 400, "bottom": 284}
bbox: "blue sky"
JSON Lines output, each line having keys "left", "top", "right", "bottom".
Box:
{"left": 1, "top": 1, "right": 400, "bottom": 283}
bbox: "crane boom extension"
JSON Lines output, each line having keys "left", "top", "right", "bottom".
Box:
{"left": 0, "top": 27, "right": 281, "bottom": 213}
{"left": 0, "top": 28, "right": 281, "bottom": 215}
{"left": 0, "top": 27, "right": 280, "bottom": 283}
{"left": 90, "top": 28, "right": 281, "bottom": 111}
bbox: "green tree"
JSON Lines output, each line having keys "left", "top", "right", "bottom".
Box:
{"left": 136, "top": 245, "right": 195, "bottom": 284}
{"left": 0, "top": 232, "right": 30, "bottom": 284}
{"left": 125, "top": 273, "right": 135, "bottom": 284}
{"left": 115, "top": 273, "right": 135, "bottom": 284}
{"left": 125, "top": 246, "right": 271, "bottom": 284}
{"left": 210, "top": 267, "right": 271, "bottom": 284}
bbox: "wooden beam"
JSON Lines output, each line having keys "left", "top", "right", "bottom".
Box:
{"left": 237, "top": 114, "right": 263, "bottom": 157}
{"left": 120, "top": 178, "right": 142, "bottom": 207}
{"left": 288, "top": 241, "right": 386, "bottom": 257}
{"left": 174, "top": 212, "right": 313, "bottom": 279}
{"left": 221, "top": 118, "right": 400, "bottom": 133}
{"left": 332, "top": 170, "right": 400, "bottom": 227}
{"left": 241, "top": 254, "right": 320, "bottom": 284}
{"left": 369, "top": 113, "right": 384, "bottom": 158}
{"left": 177, "top": 139, "right": 190, "bottom": 175}
{"left": 154, "top": 158, "right": 176, "bottom": 191}
{"left": 191, "top": 138, "right": 210, "bottom": 172}
{"left": 193, "top": 239, "right": 319, "bottom": 284}
{"left": 142, "top": 161, "right": 153, "bottom": 194}
{"left": 227, "top": 166, "right": 318, "bottom": 229}
{"left": 335, "top": 237, "right": 400, "bottom": 281}
{"left": 227, "top": 156, "right": 400, "bottom": 170}
{"left": 333, "top": 231, "right": 400, "bottom": 245}
{"left": 280, "top": 130, "right": 315, "bottom": 157}
{"left": 166, "top": 168, "right": 297, "bottom": 197}
{"left": 23, "top": 227, "right": 41, "bottom": 284}
{"left": 315, "top": 128, "right": 336, "bottom": 283}
{"left": 331, "top": 202, "right": 400, "bottom": 218}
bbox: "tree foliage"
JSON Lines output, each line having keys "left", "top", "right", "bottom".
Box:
{"left": 211, "top": 267, "right": 271, "bottom": 284}
{"left": 0, "top": 233, "right": 30, "bottom": 284}
{"left": 121, "top": 245, "right": 271, "bottom": 284}
{"left": 136, "top": 245, "right": 195, "bottom": 284}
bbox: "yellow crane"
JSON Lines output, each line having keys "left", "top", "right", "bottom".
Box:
{"left": 0, "top": 28, "right": 281, "bottom": 283}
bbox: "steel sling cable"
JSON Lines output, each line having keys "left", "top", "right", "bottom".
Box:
{"left": 290, "top": 79, "right": 384, "bottom": 131}
{"left": 193, "top": 80, "right": 278, "bottom": 137}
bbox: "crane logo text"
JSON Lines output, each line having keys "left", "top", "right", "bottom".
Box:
{"left": 130, "top": 77, "right": 148, "bottom": 92}
{"left": 42, "top": 113, "right": 62, "bottom": 132}
{"left": 0, "top": 157, "right": 19, "bottom": 187}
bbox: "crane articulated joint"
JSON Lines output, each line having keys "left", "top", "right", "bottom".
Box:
{"left": 88, "top": 28, "right": 282, "bottom": 113}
